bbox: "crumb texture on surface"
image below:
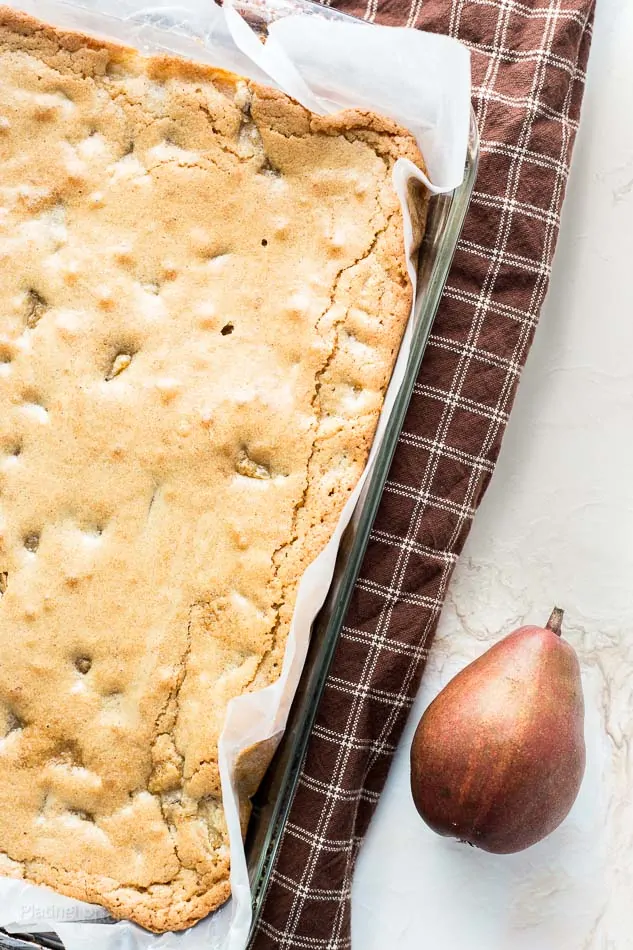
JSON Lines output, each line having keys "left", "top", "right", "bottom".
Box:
{"left": 0, "top": 6, "right": 425, "bottom": 933}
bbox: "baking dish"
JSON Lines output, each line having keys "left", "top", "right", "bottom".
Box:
{"left": 0, "top": 0, "right": 478, "bottom": 946}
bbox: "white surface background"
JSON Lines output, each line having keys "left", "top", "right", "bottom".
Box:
{"left": 352, "top": 0, "right": 633, "bottom": 947}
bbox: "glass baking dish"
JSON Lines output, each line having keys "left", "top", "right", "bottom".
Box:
{"left": 0, "top": 0, "right": 478, "bottom": 946}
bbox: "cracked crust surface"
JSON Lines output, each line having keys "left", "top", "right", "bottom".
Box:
{"left": 0, "top": 6, "right": 428, "bottom": 933}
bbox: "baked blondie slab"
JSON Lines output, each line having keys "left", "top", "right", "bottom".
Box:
{"left": 0, "top": 6, "right": 427, "bottom": 932}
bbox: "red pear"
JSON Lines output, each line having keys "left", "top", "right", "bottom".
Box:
{"left": 410, "top": 608, "right": 585, "bottom": 854}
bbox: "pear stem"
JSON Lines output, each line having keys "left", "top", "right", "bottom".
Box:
{"left": 546, "top": 607, "right": 564, "bottom": 637}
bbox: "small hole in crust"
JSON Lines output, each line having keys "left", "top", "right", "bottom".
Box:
{"left": 39, "top": 792, "right": 52, "bottom": 816}
{"left": 147, "top": 484, "right": 160, "bottom": 519}
{"left": 102, "top": 689, "right": 123, "bottom": 706}
{"left": 22, "top": 390, "right": 48, "bottom": 414}
{"left": 0, "top": 572, "right": 7, "bottom": 597}
{"left": 235, "top": 450, "right": 270, "bottom": 480}
{"left": 259, "top": 157, "right": 281, "bottom": 178}
{"left": 25, "top": 289, "right": 48, "bottom": 329}
{"left": 220, "top": 323, "right": 234, "bottom": 336}
{"left": 261, "top": 238, "right": 268, "bottom": 247}
{"left": 5, "top": 711, "right": 23, "bottom": 735}
{"left": 106, "top": 352, "right": 133, "bottom": 381}
{"left": 55, "top": 740, "right": 85, "bottom": 768}
{"left": 204, "top": 248, "right": 232, "bottom": 263}
{"left": 75, "top": 656, "right": 92, "bottom": 675}
{"left": 69, "top": 809, "right": 95, "bottom": 823}
{"left": 24, "top": 533, "right": 40, "bottom": 553}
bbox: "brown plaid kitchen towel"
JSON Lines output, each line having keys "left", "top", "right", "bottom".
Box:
{"left": 251, "top": 0, "right": 595, "bottom": 946}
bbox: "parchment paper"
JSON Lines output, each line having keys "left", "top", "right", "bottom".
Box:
{"left": 0, "top": 2, "right": 471, "bottom": 947}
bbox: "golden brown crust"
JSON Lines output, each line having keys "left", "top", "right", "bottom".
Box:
{"left": 0, "top": 5, "right": 427, "bottom": 932}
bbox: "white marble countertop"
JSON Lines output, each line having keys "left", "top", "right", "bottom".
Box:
{"left": 352, "top": 1, "right": 633, "bottom": 946}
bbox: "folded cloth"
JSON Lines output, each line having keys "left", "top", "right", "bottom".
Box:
{"left": 250, "top": 0, "right": 595, "bottom": 946}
